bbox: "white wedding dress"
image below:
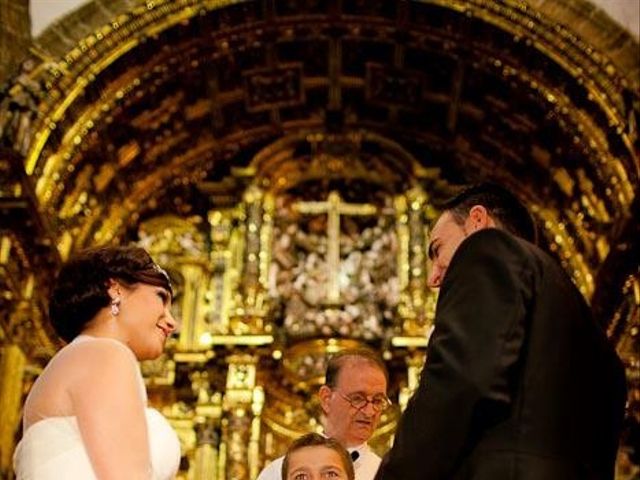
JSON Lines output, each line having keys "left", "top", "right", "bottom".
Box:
{"left": 13, "top": 336, "right": 180, "bottom": 480}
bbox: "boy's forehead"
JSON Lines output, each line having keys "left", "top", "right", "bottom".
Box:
{"left": 289, "top": 445, "right": 343, "bottom": 465}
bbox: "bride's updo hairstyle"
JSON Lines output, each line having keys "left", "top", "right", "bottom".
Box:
{"left": 49, "top": 246, "right": 172, "bottom": 343}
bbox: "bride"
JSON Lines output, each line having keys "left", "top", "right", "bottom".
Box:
{"left": 13, "top": 246, "right": 181, "bottom": 479}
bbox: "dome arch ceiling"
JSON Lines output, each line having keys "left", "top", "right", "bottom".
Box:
{"left": 3, "top": 0, "right": 638, "bottom": 300}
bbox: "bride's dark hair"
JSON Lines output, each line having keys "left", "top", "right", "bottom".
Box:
{"left": 49, "top": 246, "right": 172, "bottom": 342}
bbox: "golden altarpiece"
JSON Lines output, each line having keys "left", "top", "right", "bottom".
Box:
{"left": 0, "top": 1, "right": 638, "bottom": 479}
{"left": 131, "top": 131, "right": 441, "bottom": 479}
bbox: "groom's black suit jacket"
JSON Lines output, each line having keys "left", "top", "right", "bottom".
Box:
{"left": 376, "top": 229, "right": 626, "bottom": 480}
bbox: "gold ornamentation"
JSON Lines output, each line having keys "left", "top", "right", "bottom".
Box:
{"left": 0, "top": 345, "right": 26, "bottom": 471}
{"left": 295, "top": 191, "right": 377, "bottom": 305}
{"left": 1, "top": 1, "right": 638, "bottom": 476}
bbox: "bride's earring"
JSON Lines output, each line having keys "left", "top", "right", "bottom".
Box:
{"left": 111, "top": 297, "right": 121, "bottom": 317}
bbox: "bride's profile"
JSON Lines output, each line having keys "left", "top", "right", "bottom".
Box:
{"left": 13, "top": 246, "right": 181, "bottom": 479}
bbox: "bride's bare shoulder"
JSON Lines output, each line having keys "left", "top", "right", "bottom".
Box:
{"left": 60, "top": 336, "right": 133, "bottom": 357}
{"left": 50, "top": 337, "right": 138, "bottom": 378}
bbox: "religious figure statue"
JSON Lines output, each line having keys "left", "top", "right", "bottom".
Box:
{"left": 268, "top": 192, "right": 398, "bottom": 340}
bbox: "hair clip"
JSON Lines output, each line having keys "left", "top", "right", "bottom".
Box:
{"left": 150, "top": 261, "right": 172, "bottom": 289}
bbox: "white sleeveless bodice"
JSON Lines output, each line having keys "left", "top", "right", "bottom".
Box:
{"left": 13, "top": 408, "right": 180, "bottom": 479}
{"left": 13, "top": 335, "right": 180, "bottom": 479}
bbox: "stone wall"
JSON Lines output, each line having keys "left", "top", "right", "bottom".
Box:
{"left": 0, "top": 0, "right": 31, "bottom": 84}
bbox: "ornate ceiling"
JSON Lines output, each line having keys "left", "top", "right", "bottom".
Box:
{"left": 3, "top": 1, "right": 637, "bottom": 304}
{"left": 0, "top": 0, "right": 638, "bottom": 476}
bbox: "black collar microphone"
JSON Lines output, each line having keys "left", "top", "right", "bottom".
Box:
{"left": 350, "top": 451, "right": 360, "bottom": 462}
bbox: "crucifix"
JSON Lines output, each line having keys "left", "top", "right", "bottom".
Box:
{"left": 294, "top": 191, "right": 377, "bottom": 304}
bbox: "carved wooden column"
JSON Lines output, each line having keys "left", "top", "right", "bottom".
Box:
{"left": 0, "top": 343, "right": 26, "bottom": 473}
{"left": 249, "top": 386, "right": 265, "bottom": 480}
{"left": 193, "top": 418, "right": 220, "bottom": 480}
{"left": 176, "top": 260, "right": 209, "bottom": 351}
{"left": 398, "top": 351, "right": 426, "bottom": 412}
{"left": 190, "top": 369, "right": 224, "bottom": 480}
{"left": 240, "top": 185, "right": 265, "bottom": 311}
{"left": 232, "top": 185, "right": 274, "bottom": 333}
{"left": 221, "top": 354, "right": 262, "bottom": 480}
{"left": 207, "top": 209, "right": 242, "bottom": 335}
{"left": 396, "top": 186, "right": 437, "bottom": 337}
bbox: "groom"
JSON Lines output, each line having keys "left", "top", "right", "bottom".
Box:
{"left": 375, "top": 183, "right": 627, "bottom": 480}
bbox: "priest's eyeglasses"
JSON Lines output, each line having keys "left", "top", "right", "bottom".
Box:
{"left": 337, "top": 392, "right": 392, "bottom": 412}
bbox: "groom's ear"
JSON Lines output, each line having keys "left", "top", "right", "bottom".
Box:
{"left": 466, "top": 205, "right": 494, "bottom": 232}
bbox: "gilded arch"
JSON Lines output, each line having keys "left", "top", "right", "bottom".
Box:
{"left": 0, "top": 0, "right": 638, "bottom": 478}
